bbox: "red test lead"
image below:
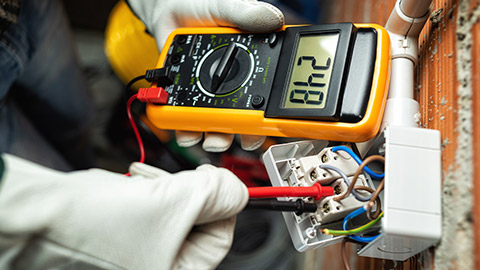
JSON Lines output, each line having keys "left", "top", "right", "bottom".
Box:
{"left": 248, "top": 183, "right": 334, "bottom": 201}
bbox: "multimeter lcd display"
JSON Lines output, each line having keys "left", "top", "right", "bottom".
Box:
{"left": 283, "top": 33, "right": 339, "bottom": 109}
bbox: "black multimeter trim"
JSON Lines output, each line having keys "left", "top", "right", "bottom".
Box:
{"left": 265, "top": 23, "right": 356, "bottom": 120}
{"left": 339, "top": 28, "right": 377, "bottom": 122}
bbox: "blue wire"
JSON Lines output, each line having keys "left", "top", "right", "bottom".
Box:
{"left": 349, "top": 234, "right": 381, "bottom": 243}
{"left": 343, "top": 206, "right": 381, "bottom": 243}
{"left": 331, "top": 146, "right": 385, "bottom": 179}
{"left": 343, "top": 206, "right": 366, "bottom": 226}
{"left": 319, "top": 164, "right": 371, "bottom": 201}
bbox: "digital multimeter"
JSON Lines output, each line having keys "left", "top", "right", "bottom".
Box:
{"left": 146, "top": 23, "right": 390, "bottom": 142}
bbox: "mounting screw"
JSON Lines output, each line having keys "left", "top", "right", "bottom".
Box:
{"left": 305, "top": 227, "right": 317, "bottom": 239}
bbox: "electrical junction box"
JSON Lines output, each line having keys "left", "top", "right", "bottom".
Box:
{"left": 262, "top": 125, "right": 441, "bottom": 260}
{"left": 357, "top": 125, "right": 441, "bottom": 260}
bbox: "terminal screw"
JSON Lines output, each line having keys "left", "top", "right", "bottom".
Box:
{"left": 323, "top": 203, "right": 330, "bottom": 213}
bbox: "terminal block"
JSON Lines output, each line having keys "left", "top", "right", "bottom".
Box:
{"left": 262, "top": 126, "right": 441, "bottom": 260}
{"left": 263, "top": 141, "right": 376, "bottom": 251}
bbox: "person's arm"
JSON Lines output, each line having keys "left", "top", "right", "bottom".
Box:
{"left": 0, "top": 154, "right": 248, "bottom": 269}
{"left": 0, "top": 156, "right": 4, "bottom": 183}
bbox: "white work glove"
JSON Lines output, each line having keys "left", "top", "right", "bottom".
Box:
{"left": 0, "top": 154, "right": 248, "bottom": 269}
{"left": 128, "top": 0, "right": 284, "bottom": 152}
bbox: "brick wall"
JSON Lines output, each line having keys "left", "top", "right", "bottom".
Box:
{"left": 303, "top": 0, "right": 477, "bottom": 269}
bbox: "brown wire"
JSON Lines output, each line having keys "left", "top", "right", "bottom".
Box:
{"left": 341, "top": 238, "right": 363, "bottom": 270}
{"left": 365, "top": 179, "right": 385, "bottom": 220}
{"left": 341, "top": 238, "right": 351, "bottom": 270}
{"left": 340, "top": 184, "right": 382, "bottom": 270}
{"left": 333, "top": 155, "right": 385, "bottom": 202}
{"left": 353, "top": 186, "right": 382, "bottom": 221}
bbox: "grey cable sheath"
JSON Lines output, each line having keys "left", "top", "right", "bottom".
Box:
{"left": 319, "top": 164, "right": 372, "bottom": 202}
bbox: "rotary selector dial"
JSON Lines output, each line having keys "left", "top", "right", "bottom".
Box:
{"left": 196, "top": 42, "right": 254, "bottom": 97}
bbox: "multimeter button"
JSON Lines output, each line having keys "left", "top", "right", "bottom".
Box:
{"left": 268, "top": 33, "right": 278, "bottom": 47}
{"left": 170, "top": 54, "right": 181, "bottom": 65}
{"left": 251, "top": 95, "right": 265, "bottom": 108}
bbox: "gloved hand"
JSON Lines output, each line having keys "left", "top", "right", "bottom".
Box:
{"left": 128, "top": 0, "right": 284, "bottom": 152}
{"left": 0, "top": 154, "right": 248, "bottom": 269}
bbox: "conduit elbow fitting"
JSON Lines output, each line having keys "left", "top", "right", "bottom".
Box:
{"left": 385, "top": 0, "right": 431, "bottom": 64}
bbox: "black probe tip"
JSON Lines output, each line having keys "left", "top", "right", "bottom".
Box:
{"left": 246, "top": 199, "right": 317, "bottom": 215}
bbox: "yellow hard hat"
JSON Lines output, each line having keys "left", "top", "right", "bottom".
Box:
{"left": 104, "top": 1, "right": 159, "bottom": 88}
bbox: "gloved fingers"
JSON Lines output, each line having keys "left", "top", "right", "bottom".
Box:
{"left": 212, "top": 0, "right": 285, "bottom": 32}
{"left": 173, "top": 217, "right": 237, "bottom": 270}
{"left": 191, "top": 165, "right": 248, "bottom": 223}
{"left": 171, "top": 0, "right": 285, "bottom": 32}
{"left": 130, "top": 0, "right": 284, "bottom": 50}
{"left": 175, "top": 130, "right": 203, "bottom": 147}
{"left": 240, "top": 134, "right": 266, "bottom": 151}
{"left": 128, "top": 162, "right": 171, "bottom": 179}
{"left": 202, "top": 132, "right": 234, "bottom": 152}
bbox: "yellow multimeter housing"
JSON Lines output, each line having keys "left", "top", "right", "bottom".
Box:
{"left": 146, "top": 23, "right": 390, "bottom": 142}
